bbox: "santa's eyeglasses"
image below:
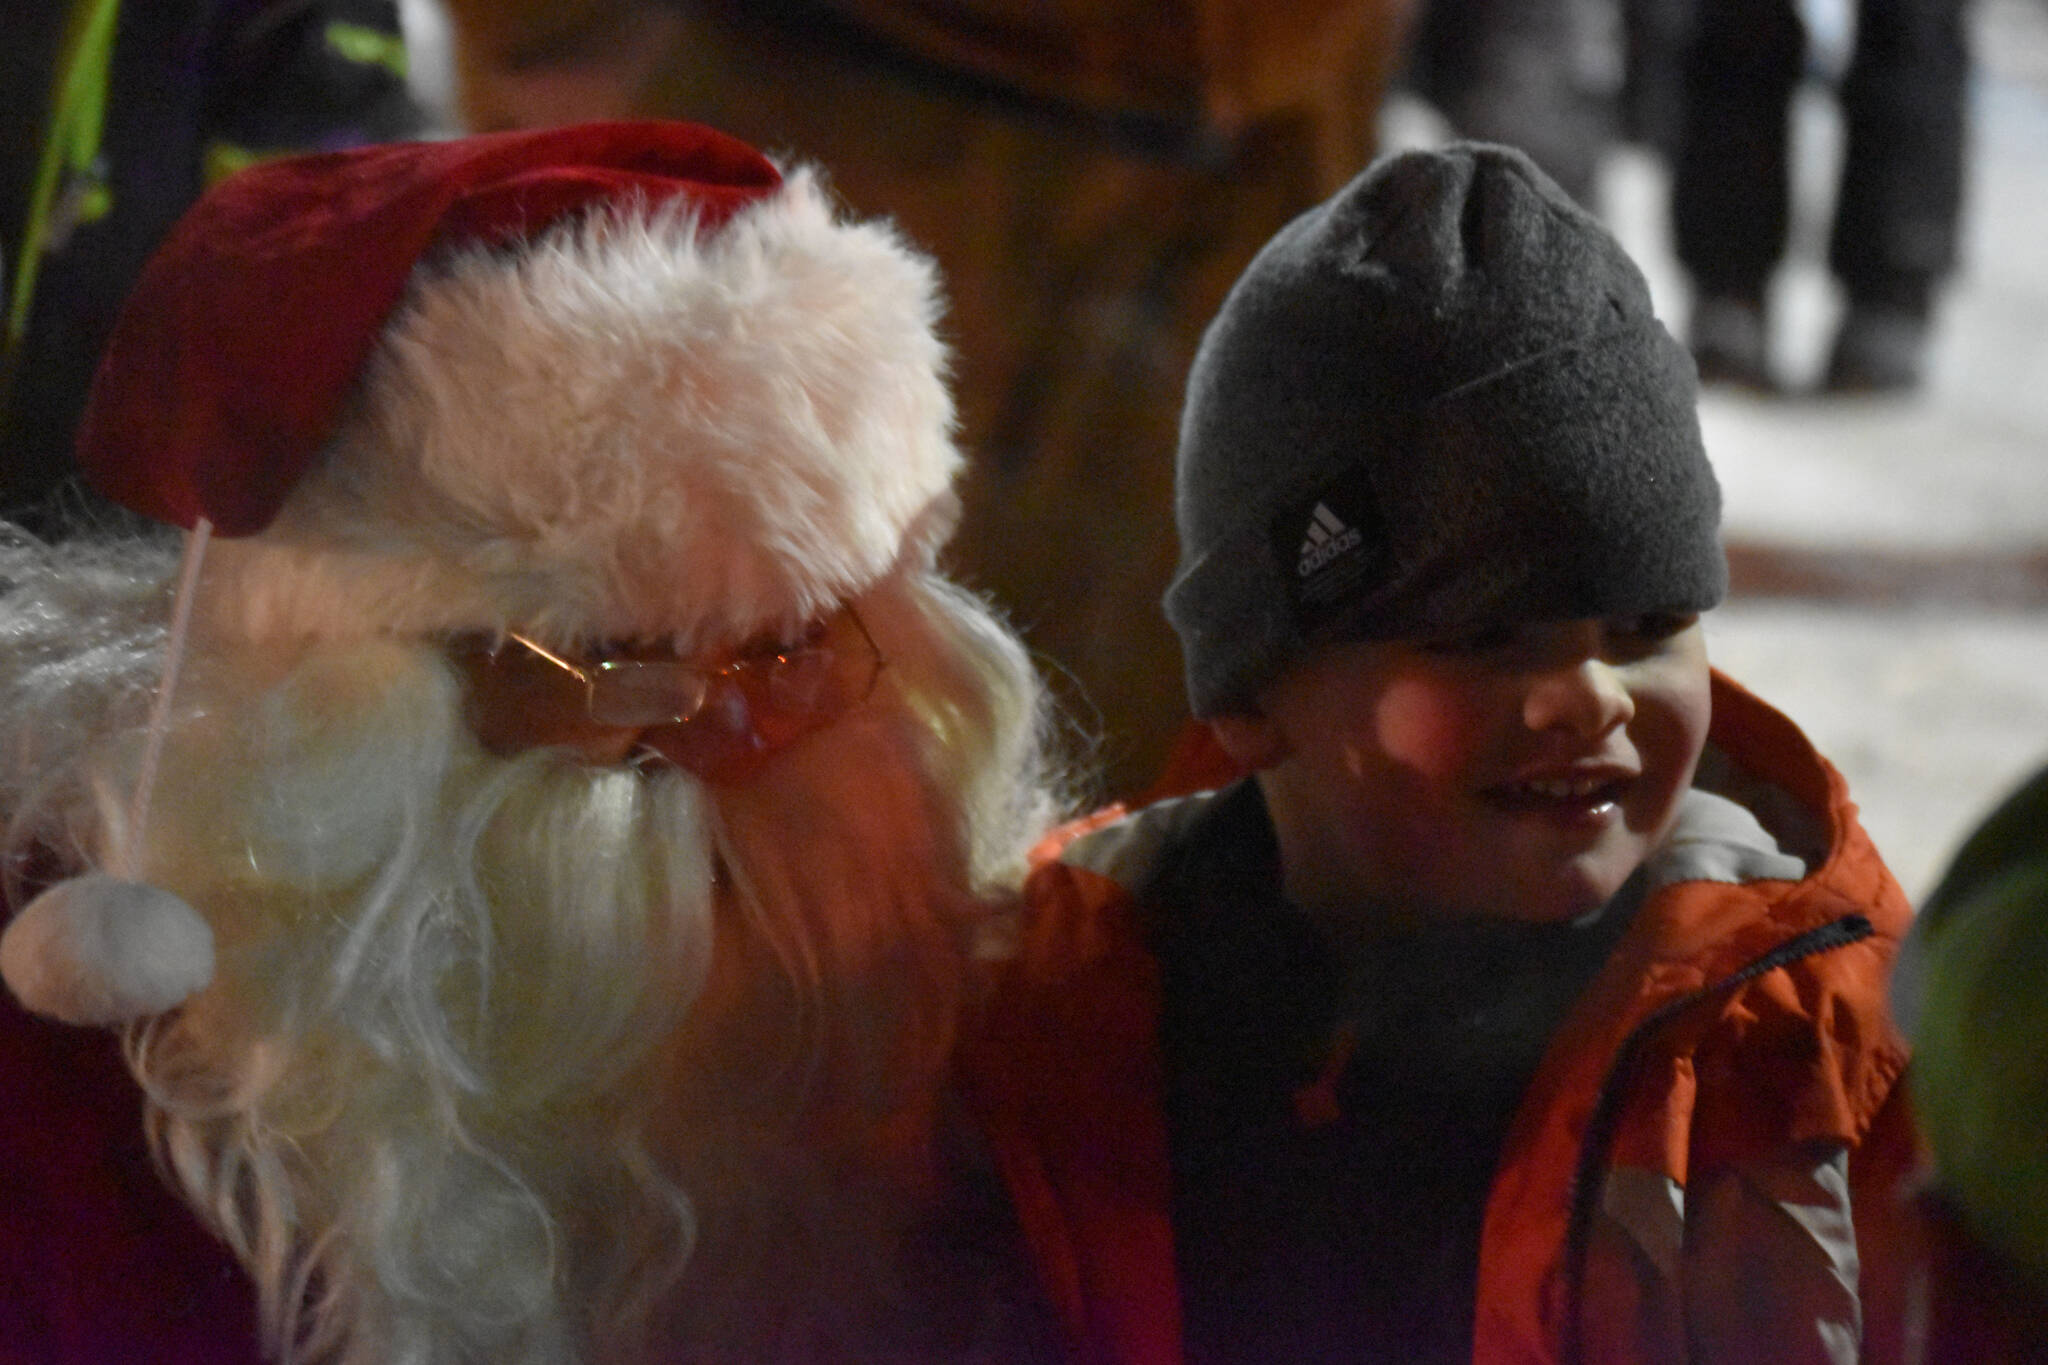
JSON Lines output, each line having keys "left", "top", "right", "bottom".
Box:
{"left": 448, "top": 605, "right": 884, "bottom": 780}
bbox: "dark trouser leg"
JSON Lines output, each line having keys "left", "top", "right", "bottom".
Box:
{"left": 1620, "top": 0, "right": 1695, "bottom": 156}
{"left": 1830, "top": 0, "right": 1971, "bottom": 315}
{"left": 1671, "top": 0, "right": 1806, "bottom": 302}
{"left": 1407, "top": 0, "right": 1620, "bottom": 209}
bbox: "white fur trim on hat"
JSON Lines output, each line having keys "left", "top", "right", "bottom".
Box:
{"left": 196, "top": 169, "right": 961, "bottom": 647}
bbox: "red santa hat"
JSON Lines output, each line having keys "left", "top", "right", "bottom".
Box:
{"left": 79, "top": 118, "right": 963, "bottom": 644}
{"left": 2, "top": 120, "right": 965, "bottom": 1025}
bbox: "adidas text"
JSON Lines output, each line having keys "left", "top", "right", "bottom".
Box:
{"left": 1299, "top": 526, "right": 1362, "bottom": 576}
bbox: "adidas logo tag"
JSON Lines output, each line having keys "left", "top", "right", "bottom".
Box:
{"left": 1297, "top": 502, "right": 1363, "bottom": 577}
{"left": 1269, "top": 467, "right": 1385, "bottom": 630}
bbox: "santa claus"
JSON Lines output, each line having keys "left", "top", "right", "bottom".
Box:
{"left": 0, "top": 122, "right": 1063, "bottom": 1363}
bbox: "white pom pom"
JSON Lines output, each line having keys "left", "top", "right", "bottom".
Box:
{"left": 0, "top": 873, "right": 214, "bottom": 1026}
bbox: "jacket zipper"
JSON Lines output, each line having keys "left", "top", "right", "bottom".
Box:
{"left": 1560, "top": 912, "right": 1878, "bottom": 1363}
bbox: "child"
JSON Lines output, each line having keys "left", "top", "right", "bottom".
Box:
{"left": 962, "top": 143, "right": 1919, "bottom": 1364}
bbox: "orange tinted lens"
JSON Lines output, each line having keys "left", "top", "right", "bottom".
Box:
{"left": 755, "top": 646, "right": 838, "bottom": 715}
{"left": 649, "top": 614, "right": 881, "bottom": 780}
{"left": 586, "top": 662, "right": 711, "bottom": 727}
{"left": 733, "top": 612, "right": 879, "bottom": 727}
{"left": 454, "top": 640, "right": 605, "bottom": 755}
{"left": 454, "top": 608, "right": 882, "bottom": 777}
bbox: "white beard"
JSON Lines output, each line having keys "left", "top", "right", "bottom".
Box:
{"left": 104, "top": 579, "right": 1035, "bottom": 1364}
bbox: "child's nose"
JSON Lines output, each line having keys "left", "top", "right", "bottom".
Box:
{"left": 1522, "top": 657, "right": 1636, "bottom": 736}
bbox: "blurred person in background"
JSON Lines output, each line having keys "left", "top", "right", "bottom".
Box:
{"left": 1397, "top": 0, "right": 1624, "bottom": 209}
{"left": 1671, "top": 0, "right": 1972, "bottom": 394}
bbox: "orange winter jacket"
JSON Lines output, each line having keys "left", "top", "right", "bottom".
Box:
{"left": 960, "top": 672, "right": 1919, "bottom": 1364}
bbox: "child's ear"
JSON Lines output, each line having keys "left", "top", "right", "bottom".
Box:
{"left": 1206, "top": 711, "right": 1289, "bottom": 771}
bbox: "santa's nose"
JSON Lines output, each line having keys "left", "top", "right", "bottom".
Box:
{"left": 635, "top": 687, "right": 773, "bottom": 784}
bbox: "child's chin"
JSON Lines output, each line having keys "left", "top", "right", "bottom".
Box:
{"left": 1516, "top": 855, "right": 1643, "bottom": 925}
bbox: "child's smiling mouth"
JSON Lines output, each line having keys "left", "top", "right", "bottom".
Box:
{"left": 1483, "top": 768, "right": 1635, "bottom": 824}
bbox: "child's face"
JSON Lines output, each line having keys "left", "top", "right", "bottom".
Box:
{"left": 1223, "top": 613, "right": 1712, "bottom": 925}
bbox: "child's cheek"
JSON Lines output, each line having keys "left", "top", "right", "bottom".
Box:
{"left": 1353, "top": 673, "right": 1482, "bottom": 782}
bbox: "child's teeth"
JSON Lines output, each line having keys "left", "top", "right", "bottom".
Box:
{"left": 1530, "top": 778, "right": 1598, "bottom": 798}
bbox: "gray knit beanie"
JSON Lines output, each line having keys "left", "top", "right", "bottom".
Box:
{"left": 1166, "top": 142, "right": 1726, "bottom": 716}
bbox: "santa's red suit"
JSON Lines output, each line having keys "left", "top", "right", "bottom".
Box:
{"left": 1, "top": 991, "right": 260, "bottom": 1363}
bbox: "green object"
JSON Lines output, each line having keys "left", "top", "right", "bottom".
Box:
{"left": 1906, "top": 765, "right": 2048, "bottom": 1293}
{"left": 1917, "top": 766, "right": 2048, "bottom": 936}
{"left": 202, "top": 140, "right": 265, "bottom": 188}
{"left": 2, "top": 0, "right": 119, "bottom": 446}
{"left": 325, "top": 19, "right": 409, "bottom": 81}
{"left": 5, "top": 0, "right": 119, "bottom": 367}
